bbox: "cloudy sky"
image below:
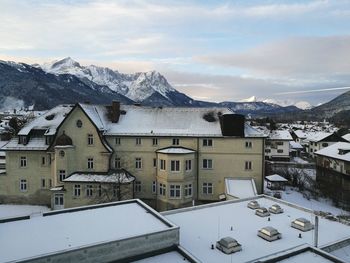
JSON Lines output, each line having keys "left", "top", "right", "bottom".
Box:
{"left": 1, "top": 0, "right": 350, "bottom": 105}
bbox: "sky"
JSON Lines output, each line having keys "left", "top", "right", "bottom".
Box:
{"left": 1, "top": 0, "right": 350, "bottom": 105}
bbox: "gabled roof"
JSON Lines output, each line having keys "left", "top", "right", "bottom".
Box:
{"left": 306, "top": 132, "right": 332, "bottom": 143}
{"left": 18, "top": 105, "right": 73, "bottom": 136}
{"left": 265, "top": 174, "right": 288, "bottom": 182}
{"left": 342, "top": 133, "right": 350, "bottom": 142}
{"left": 315, "top": 142, "right": 350, "bottom": 162}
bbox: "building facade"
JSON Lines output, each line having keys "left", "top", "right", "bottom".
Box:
{"left": 0, "top": 102, "right": 265, "bottom": 211}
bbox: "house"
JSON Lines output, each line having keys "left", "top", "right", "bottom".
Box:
{"left": 0, "top": 102, "right": 266, "bottom": 211}
{"left": 290, "top": 140, "right": 304, "bottom": 157}
{"left": 315, "top": 142, "right": 350, "bottom": 210}
{"left": 305, "top": 132, "right": 347, "bottom": 158}
{"left": 265, "top": 174, "right": 288, "bottom": 190}
{"left": 265, "top": 130, "right": 293, "bottom": 161}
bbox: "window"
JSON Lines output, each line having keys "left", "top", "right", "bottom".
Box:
{"left": 152, "top": 181, "right": 156, "bottom": 193}
{"left": 134, "top": 181, "right": 141, "bottom": 192}
{"left": 202, "top": 159, "right": 213, "bottom": 169}
{"left": 87, "top": 134, "right": 94, "bottom": 145}
{"left": 172, "top": 138, "right": 179, "bottom": 145}
{"left": 160, "top": 159, "right": 166, "bottom": 170}
{"left": 277, "top": 142, "right": 284, "bottom": 146}
{"left": 20, "top": 156, "right": 27, "bottom": 167}
{"left": 19, "top": 136, "right": 27, "bottom": 145}
{"left": 184, "top": 184, "right": 192, "bottom": 197}
{"left": 152, "top": 138, "right": 158, "bottom": 146}
{"left": 59, "top": 150, "right": 65, "bottom": 158}
{"left": 86, "top": 185, "right": 93, "bottom": 197}
{"left": 153, "top": 158, "right": 157, "bottom": 168}
{"left": 59, "top": 170, "right": 66, "bottom": 182}
{"left": 170, "top": 184, "right": 181, "bottom": 198}
{"left": 203, "top": 139, "right": 213, "bottom": 147}
{"left": 136, "top": 138, "right": 142, "bottom": 145}
{"left": 185, "top": 160, "right": 192, "bottom": 171}
{"left": 41, "top": 156, "right": 46, "bottom": 165}
{"left": 159, "top": 183, "right": 166, "bottom": 196}
{"left": 171, "top": 160, "right": 180, "bottom": 172}
{"left": 245, "top": 141, "right": 252, "bottom": 148}
{"left": 19, "top": 179, "right": 27, "bottom": 192}
{"left": 41, "top": 178, "right": 46, "bottom": 188}
{"left": 98, "top": 185, "right": 102, "bottom": 197}
{"left": 114, "top": 157, "right": 121, "bottom": 169}
{"left": 135, "top": 158, "right": 142, "bottom": 169}
{"left": 87, "top": 158, "right": 94, "bottom": 169}
{"left": 54, "top": 194, "right": 64, "bottom": 206}
{"left": 202, "top": 182, "right": 213, "bottom": 195}
{"left": 265, "top": 149, "right": 271, "bottom": 153}
{"left": 115, "top": 137, "right": 121, "bottom": 145}
{"left": 74, "top": 184, "right": 81, "bottom": 196}
{"left": 322, "top": 143, "right": 329, "bottom": 147}
{"left": 76, "top": 119, "right": 82, "bottom": 128}
{"left": 245, "top": 161, "right": 252, "bottom": 170}
{"left": 277, "top": 149, "right": 284, "bottom": 153}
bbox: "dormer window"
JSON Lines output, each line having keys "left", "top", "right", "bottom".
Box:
{"left": 19, "top": 136, "right": 27, "bottom": 145}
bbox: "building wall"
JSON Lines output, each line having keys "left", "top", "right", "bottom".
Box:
{"left": 265, "top": 139, "right": 290, "bottom": 160}
{"left": 308, "top": 141, "right": 337, "bottom": 158}
{"left": 0, "top": 150, "right": 52, "bottom": 205}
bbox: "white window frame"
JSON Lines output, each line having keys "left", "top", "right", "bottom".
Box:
{"left": 172, "top": 138, "right": 180, "bottom": 145}
{"left": 202, "top": 182, "right": 213, "bottom": 195}
{"left": 59, "top": 170, "right": 66, "bottom": 182}
{"left": 184, "top": 184, "right": 193, "bottom": 197}
{"left": 87, "top": 158, "right": 94, "bottom": 169}
{"left": 160, "top": 159, "right": 166, "bottom": 170}
{"left": 152, "top": 138, "right": 158, "bottom": 146}
{"left": 115, "top": 137, "right": 121, "bottom": 145}
{"left": 245, "top": 161, "right": 252, "bottom": 170}
{"left": 87, "top": 134, "right": 94, "bottom": 145}
{"left": 169, "top": 184, "right": 181, "bottom": 199}
{"left": 203, "top": 139, "right": 213, "bottom": 147}
{"left": 86, "top": 184, "right": 93, "bottom": 197}
{"left": 245, "top": 141, "right": 252, "bottom": 148}
{"left": 114, "top": 157, "right": 121, "bottom": 169}
{"left": 74, "top": 184, "right": 81, "bottom": 197}
{"left": 202, "top": 159, "right": 213, "bottom": 169}
{"left": 135, "top": 181, "right": 142, "bottom": 192}
{"left": 159, "top": 183, "right": 166, "bottom": 196}
{"left": 136, "top": 138, "right": 142, "bottom": 145}
{"left": 19, "top": 179, "right": 27, "bottom": 192}
{"left": 135, "top": 158, "right": 142, "bottom": 169}
{"left": 185, "top": 160, "right": 192, "bottom": 171}
{"left": 20, "top": 156, "right": 27, "bottom": 168}
{"left": 170, "top": 160, "right": 180, "bottom": 172}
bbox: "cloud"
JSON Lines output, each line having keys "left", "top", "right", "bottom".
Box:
{"left": 197, "top": 35, "right": 350, "bottom": 79}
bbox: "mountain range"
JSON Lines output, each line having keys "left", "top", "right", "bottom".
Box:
{"left": 0, "top": 57, "right": 348, "bottom": 119}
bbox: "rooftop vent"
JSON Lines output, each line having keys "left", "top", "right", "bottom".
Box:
{"left": 203, "top": 111, "right": 217, "bottom": 122}
{"left": 45, "top": 114, "right": 55, "bottom": 121}
{"left": 338, "top": 148, "right": 350, "bottom": 155}
{"left": 216, "top": 237, "right": 242, "bottom": 254}
{"left": 269, "top": 204, "right": 284, "bottom": 214}
{"left": 255, "top": 207, "right": 270, "bottom": 217}
{"left": 258, "top": 226, "right": 282, "bottom": 242}
{"left": 291, "top": 218, "right": 314, "bottom": 232}
{"left": 247, "top": 200, "right": 260, "bottom": 210}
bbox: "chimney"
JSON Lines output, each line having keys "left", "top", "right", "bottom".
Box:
{"left": 111, "top": 101, "right": 120, "bottom": 123}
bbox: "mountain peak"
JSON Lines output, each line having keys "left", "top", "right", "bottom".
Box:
{"left": 51, "top": 57, "right": 81, "bottom": 69}
{"left": 240, "top": 96, "right": 257, "bottom": 102}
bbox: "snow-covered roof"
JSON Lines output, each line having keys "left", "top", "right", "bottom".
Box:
{"left": 0, "top": 200, "right": 175, "bottom": 262}
{"left": 268, "top": 130, "right": 293, "bottom": 141}
{"left": 156, "top": 147, "right": 195, "bottom": 154}
{"left": 342, "top": 133, "right": 350, "bottom": 142}
{"left": 79, "top": 103, "right": 265, "bottom": 137}
{"left": 163, "top": 196, "right": 350, "bottom": 263}
{"left": 290, "top": 141, "right": 303, "bottom": 149}
{"left": 134, "top": 250, "right": 193, "bottom": 263}
{"left": 63, "top": 170, "right": 135, "bottom": 183}
{"left": 265, "top": 174, "right": 288, "bottom": 182}
{"left": 18, "top": 105, "right": 73, "bottom": 136}
{"left": 306, "top": 132, "right": 332, "bottom": 143}
{"left": 315, "top": 142, "right": 350, "bottom": 162}
{"left": 294, "top": 130, "right": 308, "bottom": 139}
{"left": 2, "top": 137, "right": 47, "bottom": 151}
{"left": 225, "top": 178, "right": 257, "bottom": 199}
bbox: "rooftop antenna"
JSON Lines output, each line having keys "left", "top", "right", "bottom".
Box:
{"left": 217, "top": 216, "right": 221, "bottom": 240}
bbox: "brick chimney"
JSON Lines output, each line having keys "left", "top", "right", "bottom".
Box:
{"left": 111, "top": 101, "right": 120, "bottom": 123}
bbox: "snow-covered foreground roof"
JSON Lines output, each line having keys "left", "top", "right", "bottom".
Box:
{"left": 18, "top": 105, "right": 73, "bottom": 136}
{"left": 268, "top": 130, "right": 293, "bottom": 141}
{"left": 0, "top": 205, "right": 49, "bottom": 219}
{"left": 225, "top": 178, "right": 257, "bottom": 199}
{"left": 0, "top": 200, "right": 174, "bottom": 262}
{"left": 315, "top": 142, "right": 350, "bottom": 162}
{"left": 79, "top": 103, "right": 264, "bottom": 137}
{"left": 134, "top": 250, "right": 192, "bottom": 263}
{"left": 163, "top": 196, "right": 350, "bottom": 263}
{"left": 2, "top": 137, "right": 47, "bottom": 151}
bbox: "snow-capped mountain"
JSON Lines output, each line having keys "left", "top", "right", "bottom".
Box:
{"left": 239, "top": 96, "right": 257, "bottom": 103}
{"left": 41, "top": 57, "right": 192, "bottom": 106}
{"left": 262, "top": 98, "right": 312, "bottom": 110}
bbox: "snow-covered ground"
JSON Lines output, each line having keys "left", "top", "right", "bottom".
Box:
{"left": 292, "top": 157, "right": 309, "bottom": 164}
{"left": 0, "top": 204, "right": 50, "bottom": 219}
{"left": 265, "top": 186, "right": 349, "bottom": 216}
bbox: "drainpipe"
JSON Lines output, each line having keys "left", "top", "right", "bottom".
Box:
{"left": 262, "top": 137, "right": 266, "bottom": 194}
{"left": 314, "top": 216, "right": 319, "bottom": 247}
{"left": 155, "top": 151, "right": 159, "bottom": 211}
{"left": 196, "top": 137, "right": 200, "bottom": 203}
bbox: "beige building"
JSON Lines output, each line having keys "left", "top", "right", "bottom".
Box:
{"left": 0, "top": 102, "right": 265, "bottom": 211}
